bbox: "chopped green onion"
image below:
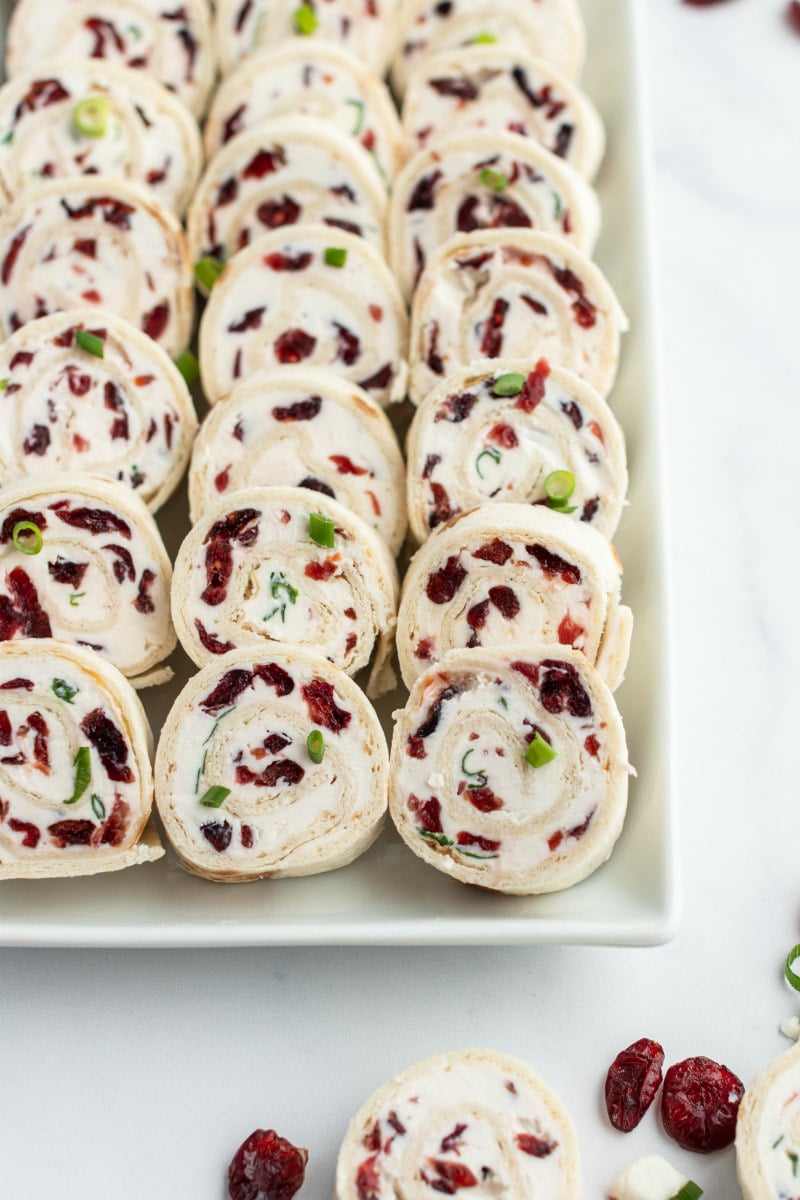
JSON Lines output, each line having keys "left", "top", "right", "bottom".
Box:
{"left": 73, "top": 96, "right": 109, "bottom": 138}
{"left": 492, "top": 372, "right": 525, "bottom": 397}
{"left": 668, "top": 1185, "right": 703, "bottom": 1200}
{"left": 552, "top": 191, "right": 563, "bottom": 220}
{"left": 773, "top": 1135, "right": 786, "bottom": 1149}
{"left": 199, "top": 785, "right": 230, "bottom": 808}
{"left": 174, "top": 348, "right": 199, "bottom": 387}
{"left": 786, "top": 945, "right": 800, "bottom": 991}
{"left": 460, "top": 749, "right": 487, "bottom": 788}
{"left": 788, "top": 1151, "right": 800, "bottom": 1179}
{"left": 346, "top": 98, "right": 365, "bottom": 136}
{"left": 479, "top": 167, "right": 508, "bottom": 192}
{"left": 0, "top": 378, "right": 8, "bottom": 390}
{"left": 309, "top": 511, "right": 335, "bottom": 548}
{"left": 544, "top": 469, "right": 576, "bottom": 509}
{"left": 324, "top": 246, "right": 347, "bottom": 268}
{"left": 52, "top": 678, "right": 78, "bottom": 704}
{"left": 12, "top": 521, "right": 43, "bottom": 555}
{"left": 90, "top": 793, "right": 105, "bottom": 820}
{"left": 194, "top": 255, "right": 225, "bottom": 291}
{"left": 75, "top": 328, "right": 104, "bottom": 358}
{"left": 475, "top": 446, "right": 501, "bottom": 478}
{"left": 0, "top": 130, "right": 13, "bottom": 145}
{"left": 65, "top": 747, "right": 91, "bottom": 805}
{"left": 307, "top": 729, "right": 325, "bottom": 764}
{"left": 194, "top": 749, "right": 208, "bottom": 793}
{"left": 264, "top": 571, "right": 298, "bottom": 622}
{"left": 293, "top": 3, "right": 318, "bottom": 34}
{"left": 418, "top": 829, "right": 454, "bottom": 847}
{"left": 525, "top": 732, "right": 557, "bottom": 768}
{"left": 69, "top": 592, "right": 85, "bottom": 607}
{"left": 470, "top": 31, "right": 497, "bottom": 43}
{"left": 458, "top": 849, "right": 500, "bottom": 860}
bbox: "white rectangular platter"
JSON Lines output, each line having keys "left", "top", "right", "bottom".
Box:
{"left": 0, "top": 0, "right": 679, "bottom": 946}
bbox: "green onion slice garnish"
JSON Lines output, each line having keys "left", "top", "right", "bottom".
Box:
{"left": 460, "top": 748, "right": 487, "bottom": 788}
{"left": 492, "top": 372, "right": 526, "bottom": 397}
{"left": 194, "top": 255, "right": 225, "bottom": 291}
{"left": 543, "top": 469, "right": 576, "bottom": 508}
{"left": 419, "top": 829, "right": 454, "bottom": 847}
{"left": 307, "top": 730, "right": 325, "bottom": 764}
{"left": 475, "top": 446, "right": 501, "bottom": 478}
{"left": 75, "top": 329, "right": 104, "bottom": 358}
{"left": 90, "top": 793, "right": 105, "bottom": 820}
{"left": 174, "top": 348, "right": 199, "bottom": 387}
{"left": 785, "top": 944, "right": 800, "bottom": 992}
{"left": 668, "top": 1184, "right": 703, "bottom": 1200}
{"left": 199, "top": 785, "right": 230, "bottom": 808}
{"left": 12, "top": 521, "right": 43, "bottom": 555}
{"left": 324, "top": 246, "right": 347, "bottom": 268}
{"left": 293, "top": 3, "right": 318, "bottom": 34}
{"left": 470, "top": 31, "right": 497, "bottom": 43}
{"left": 308, "top": 512, "right": 335, "bottom": 548}
{"left": 346, "top": 98, "right": 365, "bottom": 135}
{"left": 65, "top": 746, "right": 91, "bottom": 805}
{"left": 0, "top": 378, "right": 8, "bottom": 391}
{"left": 52, "top": 678, "right": 78, "bottom": 704}
{"left": 479, "top": 167, "right": 508, "bottom": 192}
{"left": 73, "top": 96, "right": 109, "bottom": 138}
{"left": 525, "top": 732, "right": 557, "bottom": 768}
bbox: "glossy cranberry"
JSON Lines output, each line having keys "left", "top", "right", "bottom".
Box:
{"left": 605, "top": 1038, "right": 665, "bottom": 1132}
{"left": 227, "top": 1128, "right": 307, "bottom": 1200}
{"left": 661, "top": 1056, "right": 744, "bottom": 1153}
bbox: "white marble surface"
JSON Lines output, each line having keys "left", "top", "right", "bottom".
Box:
{"left": 2, "top": 1, "right": 800, "bottom": 1195}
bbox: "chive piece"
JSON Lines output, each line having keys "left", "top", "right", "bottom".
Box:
{"left": 492, "top": 372, "right": 525, "bottom": 397}
{"left": 552, "top": 191, "right": 563, "bottom": 220}
{"left": 75, "top": 328, "right": 104, "bottom": 358}
{"left": 544, "top": 469, "right": 576, "bottom": 509}
{"left": 264, "top": 571, "right": 299, "bottom": 622}
{"left": 475, "top": 446, "right": 501, "bottom": 478}
{"left": 0, "top": 130, "right": 13, "bottom": 145}
{"left": 346, "top": 98, "right": 365, "bottom": 135}
{"left": 457, "top": 849, "right": 499, "bottom": 860}
{"left": 479, "top": 167, "right": 508, "bottom": 192}
{"left": 470, "top": 31, "right": 497, "bottom": 43}
{"left": 773, "top": 1135, "right": 785, "bottom": 1149}
{"left": 174, "top": 348, "right": 199, "bottom": 387}
{"left": 0, "top": 379, "right": 8, "bottom": 390}
{"left": 69, "top": 592, "right": 85, "bottom": 607}
{"left": 308, "top": 511, "right": 335, "bottom": 548}
{"left": 786, "top": 945, "right": 800, "bottom": 992}
{"left": 788, "top": 1151, "right": 800, "bottom": 1178}
{"left": 293, "top": 3, "right": 318, "bottom": 34}
{"left": 324, "top": 246, "right": 347, "bottom": 268}
{"left": 65, "top": 747, "right": 91, "bottom": 804}
{"left": 307, "top": 729, "right": 325, "bottom": 764}
{"left": 194, "top": 255, "right": 225, "bottom": 291}
{"left": 668, "top": 1185, "right": 703, "bottom": 1200}
{"left": 52, "top": 678, "right": 78, "bottom": 704}
{"left": 73, "top": 96, "right": 109, "bottom": 138}
{"left": 418, "top": 829, "right": 454, "bottom": 847}
{"left": 200, "top": 785, "right": 230, "bottom": 808}
{"left": 90, "top": 793, "right": 105, "bottom": 820}
{"left": 525, "top": 732, "right": 557, "bottom": 768}
{"left": 12, "top": 521, "right": 43, "bottom": 555}
{"left": 460, "top": 749, "right": 487, "bottom": 788}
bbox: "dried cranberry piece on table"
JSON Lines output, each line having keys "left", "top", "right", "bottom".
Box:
{"left": 660, "top": 1055, "right": 744, "bottom": 1152}
{"left": 227, "top": 1128, "right": 308, "bottom": 1200}
{"left": 604, "top": 1037, "right": 665, "bottom": 1132}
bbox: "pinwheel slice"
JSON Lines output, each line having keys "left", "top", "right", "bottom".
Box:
{"left": 409, "top": 230, "right": 628, "bottom": 403}
{"left": 0, "top": 639, "right": 160, "bottom": 879}
{"left": 188, "top": 116, "right": 387, "bottom": 284}
{"left": 389, "top": 131, "right": 600, "bottom": 297}
{"left": 0, "top": 310, "right": 197, "bottom": 513}
{"left": 198, "top": 225, "right": 408, "bottom": 407}
{"left": 188, "top": 368, "right": 406, "bottom": 553}
{"left": 398, "top": 504, "right": 632, "bottom": 692}
{"left": 172, "top": 485, "right": 398, "bottom": 696}
{"left": 736, "top": 1043, "right": 800, "bottom": 1200}
{"left": 389, "top": 646, "right": 629, "bottom": 894}
{"left": 406, "top": 357, "right": 627, "bottom": 542}
{"left": 0, "top": 476, "right": 176, "bottom": 687}
{"left": 402, "top": 45, "right": 604, "bottom": 180}
{"left": 214, "top": 0, "right": 400, "bottom": 78}
{"left": 155, "top": 645, "right": 388, "bottom": 882}
{"left": 5, "top": 0, "right": 215, "bottom": 119}
{"left": 0, "top": 58, "right": 203, "bottom": 215}
{"left": 335, "top": 1047, "right": 581, "bottom": 1199}
{"left": 391, "top": 0, "right": 586, "bottom": 97}
{"left": 204, "top": 41, "right": 402, "bottom": 179}
{"left": 0, "top": 178, "right": 194, "bottom": 356}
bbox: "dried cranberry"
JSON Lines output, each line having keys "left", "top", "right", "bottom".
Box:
{"left": 516, "top": 1133, "right": 557, "bottom": 1157}
{"left": 194, "top": 619, "right": 234, "bottom": 653}
{"left": 430, "top": 75, "right": 479, "bottom": 100}
{"left": 305, "top": 560, "right": 337, "bottom": 581}
{"left": 200, "top": 669, "right": 253, "bottom": 713}
{"left": 329, "top": 455, "right": 367, "bottom": 476}
{"left": 529, "top": 544, "right": 581, "bottom": 585}
{"left": 516, "top": 360, "right": 550, "bottom": 412}
{"left": 521, "top": 293, "right": 548, "bottom": 316}
{"left": 465, "top": 786, "right": 503, "bottom": 812}
{"left": 264, "top": 251, "right": 312, "bottom": 272}
{"left": 202, "top": 820, "right": 232, "bottom": 853}
{"left": 243, "top": 147, "right": 285, "bottom": 179}
{"left": 489, "top": 586, "right": 519, "bottom": 619}
{"left": 227, "top": 1128, "right": 307, "bottom": 1200}
{"left": 133, "top": 569, "right": 156, "bottom": 614}
{"left": 228, "top": 307, "right": 265, "bottom": 333}
{"left": 3, "top": 568, "right": 52, "bottom": 638}
{"left": 258, "top": 195, "right": 301, "bottom": 228}
{"left": 333, "top": 323, "right": 360, "bottom": 365}
{"left": 661, "top": 1056, "right": 744, "bottom": 1153}
{"left": 48, "top": 819, "right": 95, "bottom": 846}
{"left": 479, "top": 298, "right": 508, "bottom": 357}
{"left": 2, "top": 226, "right": 30, "bottom": 286}
{"left": 488, "top": 422, "right": 518, "bottom": 448}
{"left": 473, "top": 539, "right": 512, "bottom": 565}
{"left": 23, "top": 424, "right": 50, "bottom": 455}
{"left": 274, "top": 329, "right": 316, "bottom": 364}
{"left": 223, "top": 102, "right": 247, "bottom": 143}
{"left": 435, "top": 392, "right": 476, "bottom": 423}
{"left": 105, "top": 543, "right": 135, "bottom": 584}
{"left": 789, "top": 0, "right": 800, "bottom": 32}
{"left": 426, "top": 321, "right": 444, "bottom": 374}
{"left": 355, "top": 1155, "right": 379, "bottom": 1200}
{"left": 298, "top": 477, "right": 335, "bottom": 499}
{"left": 410, "top": 795, "right": 443, "bottom": 833}
{"left": 358, "top": 364, "right": 394, "bottom": 393}
{"left": 605, "top": 1038, "right": 665, "bottom": 1132}
{"left": 581, "top": 497, "right": 600, "bottom": 523}
{"left": 301, "top": 680, "right": 351, "bottom": 732}
{"left": 236, "top": 760, "right": 304, "bottom": 787}
{"left": 142, "top": 303, "right": 169, "bottom": 341}
{"left": 272, "top": 396, "right": 321, "bottom": 422}
{"left": 408, "top": 169, "right": 442, "bottom": 211}
{"left": 426, "top": 1160, "right": 477, "bottom": 1192}
{"left": 428, "top": 482, "right": 456, "bottom": 530}
{"left": 254, "top": 663, "right": 294, "bottom": 697}
{"left": 537, "top": 660, "right": 591, "bottom": 717}
{"left": 8, "top": 817, "right": 40, "bottom": 848}
{"left": 13, "top": 78, "right": 70, "bottom": 121}
{"left": 81, "top": 709, "right": 133, "bottom": 782}
{"left": 558, "top": 614, "right": 584, "bottom": 645}
{"left": 457, "top": 193, "right": 532, "bottom": 233}
{"left": 413, "top": 685, "right": 459, "bottom": 743}
{"left": 51, "top": 502, "right": 131, "bottom": 539}
{"left": 426, "top": 557, "right": 467, "bottom": 603}
{"left": 455, "top": 832, "right": 499, "bottom": 852}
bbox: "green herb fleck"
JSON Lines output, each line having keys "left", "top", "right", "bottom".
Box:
{"left": 194, "top": 749, "right": 208, "bottom": 793}
{"left": 65, "top": 747, "right": 91, "bottom": 805}
{"left": 52, "top": 678, "right": 78, "bottom": 704}
{"left": 69, "top": 592, "right": 85, "bottom": 607}
{"left": 308, "top": 511, "right": 335, "bottom": 548}
{"left": 552, "top": 191, "right": 563, "bottom": 220}
{"left": 525, "top": 732, "right": 557, "bottom": 768}
{"left": 789, "top": 1150, "right": 800, "bottom": 1178}
{"left": 324, "top": 246, "right": 347, "bottom": 268}
{"left": 418, "top": 829, "right": 454, "bottom": 848}
{"left": 174, "top": 348, "right": 199, "bottom": 387}
{"left": 470, "top": 31, "right": 497, "bottom": 43}
{"left": 264, "top": 571, "right": 299, "bottom": 622}
{"left": 194, "top": 255, "right": 225, "bottom": 291}
{"left": 460, "top": 749, "right": 487, "bottom": 788}
{"left": 492, "top": 372, "right": 525, "bottom": 397}
{"left": 479, "top": 167, "right": 508, "bottom": 192}
{"left": 0, "top": 130, "right": 13, "bottom": 145}
{"left": 499, "top": 696, "right": 508, "bottom": 710}
{"left": 475, "top": 446, "right": 501, "bottom": 478}
{"left": 669, "top": 1184, "right": 703, "bottom": 1200}
{"left": 293, "top": 3, "right": 318, "bottom": 34}
{"left": 91, "top": 794, "right": 106, "bottom": 820}
{"left": 457, "top": 849, "right": 500, "bottom": 860}
{"left": 346, "top": 98, "right": 365, "bottom": 136}
{"left": 200, "top": 785, "right": 230, "bottom": 808}
{"left": 203, "top": 707, "right": 235, "bottom": 746}
{"left": 75, "top": 329, "right": 105, "bottom": 358}
{"left": 0, "top": 379, "right": 8, "bottom": 390}
{"left": 12, "top": 521, "right": 43, "bottom": 555}
{"left": 307, "top": 729, "right": 325, "bottom": 764}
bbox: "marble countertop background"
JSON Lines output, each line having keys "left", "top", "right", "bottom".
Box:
{"left": 2, "top": 1, "right": 799, "bottom": 1195}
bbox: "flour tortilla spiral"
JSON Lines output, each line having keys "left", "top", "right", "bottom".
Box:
{"left": 335, "top": 1047, "right": 581, "bottom": 1200}
{"left": 172, "top": 486, "right": 398, "bottom": 696}
{"left": 188, "top": 368, "right": 406, "bottom": 553}
{"left": 406, "top": 357, "right": 627, "bottom": 542}
{"left": 736, "top": 1043, "right": 800, "bottom": 1200}
{"left": 410, "top": 230, "right": 627, "bottom": 404}
{"left": 389, "top": 646, "right": 629, "bottom": 894}
{"left": 0, "top": 475, "right": 176, "bottom": 687}
{"left": 0, "top": 309, "right": 197, "bottom": 513}
{"left": 398, "top": 504, "right": 631, "bottom": 692}
{"left": 0, "top": 639, "right": 160, "bottom": 880}
{"left": 155, "top": 644, "right": 388, "bottom": 882}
